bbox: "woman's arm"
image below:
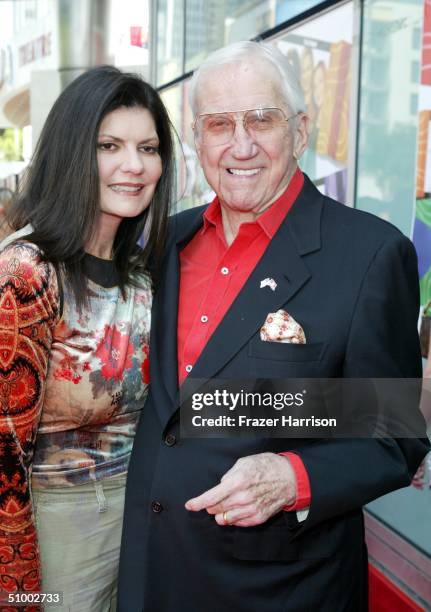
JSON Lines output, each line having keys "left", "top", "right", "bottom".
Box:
{"left": 0, "top": 242, "right": 60, "bottom": 602}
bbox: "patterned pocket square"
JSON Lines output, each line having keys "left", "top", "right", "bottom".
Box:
{"left": 260, "top": 309, "right": 306, "bottom": 344}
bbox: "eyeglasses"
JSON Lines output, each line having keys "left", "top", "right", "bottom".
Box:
{"left": 192, "top": 107, "right": 297, "bottom": 147}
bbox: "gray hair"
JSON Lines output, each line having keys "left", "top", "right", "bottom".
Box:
{"left": 188, "top": 40, "right": 306, "bottom": 116}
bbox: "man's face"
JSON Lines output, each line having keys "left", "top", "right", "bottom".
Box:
{"left": 194, "top": 60, "right": 308, "bottom": 216}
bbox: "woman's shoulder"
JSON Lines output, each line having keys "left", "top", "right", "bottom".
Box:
{"left": 0, "top": 236, "right": 48, "bottom": 271}
{"left": 0, "top": 236, "right": 61, "bottom": 307}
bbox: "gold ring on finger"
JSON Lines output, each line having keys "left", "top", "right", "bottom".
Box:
{"left": 223, "top": 510, "right": 229, "bottom": 525}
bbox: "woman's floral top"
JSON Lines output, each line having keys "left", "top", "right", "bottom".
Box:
{"left": 0, "top": 237, "right": 151, "bottom": 604}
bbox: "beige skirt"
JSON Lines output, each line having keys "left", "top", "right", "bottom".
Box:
{"left": 32, "top": 475, "right": 127, "bottom": 612}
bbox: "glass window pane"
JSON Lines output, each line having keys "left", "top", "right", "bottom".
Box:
{"left": 156, "top": 0, "right": 185, "bottom": 86}
{"left": 269, "top": 1, "right": 356, "bottom": 204}
{"left": 356, "top": 0, "right": 422, "bottom": 235}
{"left": 225, "top": 0, "right": 324, "bottom": 45}
{"left": 184, "top": 0, "right": 325, "bottom": 75}
{"left": 358, "top": 2, "right": 431, "bottom": 596}
{"left": 161, "top": 80, "right": 213, "bottom": 211}
{"left": 184, "top": 0, "right": 225, "bottom": 73}
{"left": 274, "top": 0, "right": 329, "bottom": 23}
{"left": 223, "top": 0, "right": 277, "bottom": 49}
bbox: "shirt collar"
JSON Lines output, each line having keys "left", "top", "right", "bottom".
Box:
{"left": 202, "top": 195, "right": 222, "bottom": 233}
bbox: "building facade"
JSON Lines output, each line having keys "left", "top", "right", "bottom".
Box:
{"left": 0, "top": 0, "right": 149, "bottom": 184}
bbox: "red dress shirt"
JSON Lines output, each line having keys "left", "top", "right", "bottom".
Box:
{"left": 177, "top": 168, "right": 311, "bottom": 511}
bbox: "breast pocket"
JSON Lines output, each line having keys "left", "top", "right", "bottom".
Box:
{"left": 248, "top": 338, "right": 325, "bottom": 362}
{"left": 247, "top": 337, "right": 326, "bottom": 377}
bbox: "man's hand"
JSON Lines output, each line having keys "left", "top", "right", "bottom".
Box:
{"left": 185, "top": 452, "right": 297, "bottom": 527}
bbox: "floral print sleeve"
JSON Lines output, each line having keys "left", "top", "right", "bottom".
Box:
{"left": 0, "top": 242, "right": 60, "bottom": 606}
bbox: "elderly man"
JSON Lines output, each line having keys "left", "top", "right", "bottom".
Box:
{"left": 119, "top": 41, "right": 429, "bottom": 611}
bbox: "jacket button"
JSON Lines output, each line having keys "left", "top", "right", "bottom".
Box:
{"left": 165, "top": 434, "right": 176, "bottom": 446}
{"left": 151, "top": 501, "right": 163, "bottom": 513}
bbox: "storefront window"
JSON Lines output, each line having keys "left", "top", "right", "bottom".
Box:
{"left": 268, "top": 1, "right": 356, "bottom": 204}
{"left": 356, "top": 5, "right": 430, "bottom": 606}
{"left": 184, "top": 0, "right": 325, "bottom": 75}
{"left": 224, "top": 0, "right": 276, "bottom": 48}
{"left": 161, "top": 78, "right": 212, "bottom": 211}
{"left": 109, "top": 0, "right": 149, "bottom": 68}
{"left": 274, "top": 0, "right": 331, "bottom": 23}
{"left": 184, "top": 0, "right": 225, "bottom": 73}
{"left": 156, "top": 0, "right": 185, "bottom": 86}
{"left": 356, "top": 0, "right": 422, "bottom": 236}
{"left": 224, "top": 0, "right": 326, "bottom": 54}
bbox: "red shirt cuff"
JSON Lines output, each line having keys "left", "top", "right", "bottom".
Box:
{"left": 279, "top": 452, "right": 311, "bottom": 511}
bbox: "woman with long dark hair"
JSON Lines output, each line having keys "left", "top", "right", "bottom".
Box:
{"left": 0, "top": 65, "right": 173, "bottom": 610}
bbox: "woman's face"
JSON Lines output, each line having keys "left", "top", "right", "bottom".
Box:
{"left": 97, "top": 106, "right": 162, "bottom": 221}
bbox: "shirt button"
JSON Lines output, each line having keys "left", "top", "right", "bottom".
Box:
{"left": 165, "top": 434, "right": 176, "bottom": 446}
{"left": 200, "top": 315, "right": 208, "bottom": 323}
{"left": 221, "top": 267, "right": 229, "bottom": 275}
{"left": 185, "top": 364, "right": 193, "bottom": 373}
{"left": 151, "top": 501, "right": 163, "bottom": 513}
